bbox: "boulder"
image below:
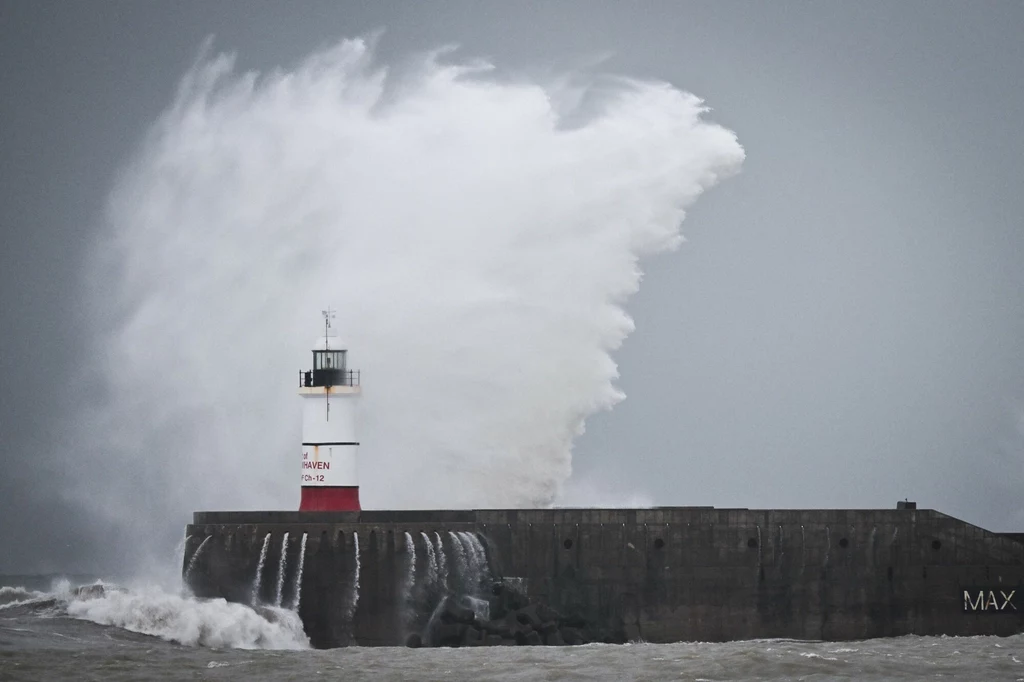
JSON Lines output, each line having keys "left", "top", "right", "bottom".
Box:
{"left": 461, "top": 626, "right": 482, "bottom": 646}
{"left": 524, "top": 630, "right": 543, "bottom": 646}
{"left": 490, "top": 581, "right": 529, "bottom": 614}
{"left": 504, "top": 611, "right": 529, "bottom": 640}
{"left": 545, "top": 630, "right": 565, "bottom": 646}
{"left": 561, "top": 614, "right": 587, "bottom": 629}
{"left": 536, "top": 603, "right": 561, "bottom": 623}
{"left": 433, "top": 623, "right": 467, "bottom": 647}
{"left": 515, "top": 604, "right": 543, "bottom": 629}
{"left": 480, "top": 619, "right": 511, "bottom": 637}
{"left": 73, "top": 584, "right": 106, "bottom": 600}
{"left": 484, "top": 634, "right": 504, "bottom": 646}
{"left": 441, "top": 600, "right": 476, "bottom": 625}
{"left": 560, "top": 627, "right": 584, "bottom": 645}
{"left": 405, "top": 633, "right": 423, "bottom": 648}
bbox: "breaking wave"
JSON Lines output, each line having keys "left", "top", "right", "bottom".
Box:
{"left": 76, "top": 35, "right": 743, "bottom": 569}
{"left": 0, "top": 585, "right": 48, "bottom": 608}
{"left": 0, "top": 580, "right": 309, "bottom": 650}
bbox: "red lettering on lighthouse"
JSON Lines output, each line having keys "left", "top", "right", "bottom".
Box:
{"left": 301, "top": 461, "right": 331, "bottom": 470}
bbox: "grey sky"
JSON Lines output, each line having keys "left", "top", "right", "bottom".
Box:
{"left": 2, "top": 1, "right": 1023, "bottom": 574}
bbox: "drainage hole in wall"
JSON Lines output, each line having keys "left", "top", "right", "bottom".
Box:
{"left": 563, "top": 538, "right": 573, "bottom": 549}
{"left": 653, "top": 538, "right": 665, "bottom": 549}
{"left": 931, "top": 540, "right": 941, "bottom": 550}
{"left": 747, "top": 537, "right": 758, "bottom": 549}
{"left": 839, "top": 538, "right": 849, "bottom": 548}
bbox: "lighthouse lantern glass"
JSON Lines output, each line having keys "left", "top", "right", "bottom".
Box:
{"left": 313, "top": 350, "right": 346, "bottom": 371}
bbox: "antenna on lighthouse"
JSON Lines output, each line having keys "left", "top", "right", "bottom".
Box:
{"left": 320, "top": 307, "right": 338, "bottom": 420}
{"left": 321, "top": 307, "right": 336, "bottom": 350}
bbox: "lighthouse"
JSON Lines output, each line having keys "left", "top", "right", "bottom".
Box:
{"left": 298, "top": 310, "right": 362, "bottom": 511}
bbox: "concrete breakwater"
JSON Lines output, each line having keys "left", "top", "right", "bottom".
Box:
{"left": 183, "top": 507, "right": 1024, "bottom": 647}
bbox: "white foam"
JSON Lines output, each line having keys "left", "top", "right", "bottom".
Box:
{"left": 184, "top": 536, "right": 211, "bottom": 581}
{"left": 251, "top": 532, "right": 272, "bottom": 604}
{"left": 799, "top": 652, "right": 839, "bottom": 661}
{"left": 403, "top": 531, "right": 417, "bottom": 605}
{"left": 348, "top": 532, "right": 361, "bottom": 621}
{"left": 448, "top": 531, "right": 471, "bottom": 594}
{"left": 433, "top": 532, "right": 449, "bottom": 592}
{"left": 274, "top": 532, "right": 290, "bottom": 607}
{"left": 290, "top": 533, "right": 308, "bottom": 610}
{"left": 77, "top": 37, "right": 743, "bottom": 567}
{"left": 460, "top": 531, "right": 492, "bottom": 589}
{"left": 64, "top": 585, "right": 309, "bottom": 650}
{"left": 421, "top": 531, "right": 439, "bottom": 589}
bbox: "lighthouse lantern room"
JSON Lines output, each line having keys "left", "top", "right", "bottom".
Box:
{"left": 298, "top": 309, "right": 362, "bottom": 511}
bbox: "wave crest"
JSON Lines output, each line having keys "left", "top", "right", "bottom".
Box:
{"left": 2, "top": 581, "right": 309, "bottom": 650}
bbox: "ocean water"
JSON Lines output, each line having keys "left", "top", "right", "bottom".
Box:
{"left": 2, "top": 577, "right": 1023, "bottom": 681}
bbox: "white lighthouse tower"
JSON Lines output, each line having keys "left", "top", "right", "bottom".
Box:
{"left": 298, "top": 309, "right": 362, "bottom": 511}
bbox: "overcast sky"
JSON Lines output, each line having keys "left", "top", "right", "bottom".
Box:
{"left": 2, "top": 2, "right": 1023, "bottom": 574}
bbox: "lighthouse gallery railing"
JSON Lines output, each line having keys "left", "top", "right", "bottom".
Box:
{"left": 299, "top": 369, "right": 360, "bottom": 388}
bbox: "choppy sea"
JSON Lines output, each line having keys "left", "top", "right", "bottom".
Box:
{"left": 2, "top": 576, "right": 1023, "bottom": 681}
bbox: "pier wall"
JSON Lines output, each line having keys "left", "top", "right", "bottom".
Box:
{"left": 184, "top": 508, "right": 1024, "bottom": 647}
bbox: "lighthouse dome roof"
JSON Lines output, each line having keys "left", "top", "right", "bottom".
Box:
{"left": 312, "top": 334, "right": 348, "bottom": 351}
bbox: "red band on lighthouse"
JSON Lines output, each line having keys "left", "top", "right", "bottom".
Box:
{"left": 300, "top": 486, "right": 361, "bottom": 511}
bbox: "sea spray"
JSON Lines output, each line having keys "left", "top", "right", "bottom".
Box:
{"left": 80, "top": 36, "right": 744, "bottom": 570}
{"left": 275, "top": 532, "right": 290, "bottom": 607}
{"left": 456, "top": 532, "right": 479, "bottom": 591}
{"left": 175, "top": 534, "right": 191, "bottom": 568}
{"left": 448, "top": 531, "right": 470, "bottom": 594}
{"left": 423, "top": 595, "right": 448, "bottom": 641}
{"left": 456, "top": 531, "right": 486, "bottom": 595}
{"left": 290, "top": 533, "right": 308, "bottom": 611}
{"left": 184, "top": 536, "right": 211, "bottom": 583}
{"left": 64, "top": 584, "right": 309, "bottom": 649}
{"left": 421, "top": 531, "right": 439, "bottom": 590}
{"left": 402, "top": 531, "right": 418, "bottom": 632}
{"left": 251, "top": 533, "right": 272, "bottom": 604}
{"left": 433, "top": 532, "right": 449, "bottom": 592}
{"left": 347, "top": 531, "right": 361, "bottom": 624}
{"left": 403, "top": 531, "right": 417, "bottom": 604}
{"left": 171, "top": 535, "right": 192, "bottom": 587}
{"left": 465, "top": 533, "right": 491, "bottom": 585}
{"left": 463, "top": 595, "right": 490, "bottom": 621}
